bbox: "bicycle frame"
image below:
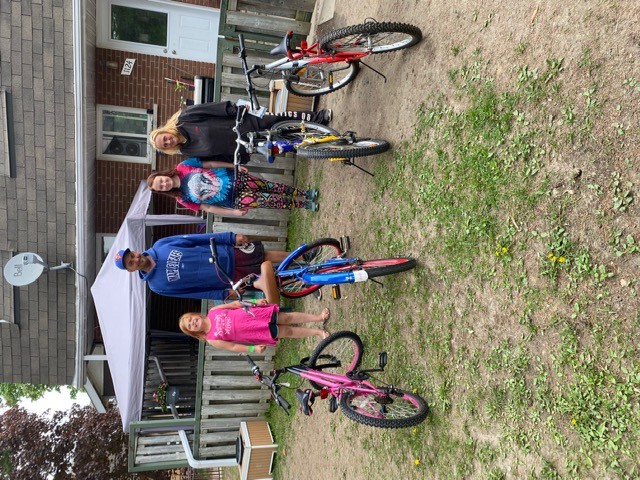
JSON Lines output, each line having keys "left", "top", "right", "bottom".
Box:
{"left": 276, "top": 258, "right": 368, "bottom": 286}
{"left": 283, "top": 364, "right": 382, "bottom": 397}
{"left": 241, "top": 125, "right": 342, "bottom": 159}
{"left": 275, "top": 242, "right": 369, "bottom": 286}
{"left": 260, "top": 48, "right": 368, "bottom": 73}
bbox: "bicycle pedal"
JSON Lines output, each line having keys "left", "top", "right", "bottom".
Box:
{"left": 328, "top": 396, "right": 338, "bottom": 413}
{"left": 339, "top": 236, "right": 351, "bottom": 253}
{"left": 331, "top": 284, "right": 341, "bottom": 300}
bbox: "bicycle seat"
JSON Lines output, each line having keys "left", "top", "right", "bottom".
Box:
{"left": 252, "top": 261, "right": 280, "bottom": 305}
{"left": 295, "top": 388, "right": 315, "bottom": 416}
{"left": 270, "top": 31, "right": 295, "bottom": 58}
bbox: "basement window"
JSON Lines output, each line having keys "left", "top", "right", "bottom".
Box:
{"left": 96, "top": 105, "right": 154, "bottom": 164}
{"left": 0, "top": 88, "right": 17, "bottom": 178}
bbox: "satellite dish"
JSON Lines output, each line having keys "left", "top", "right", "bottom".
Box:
{"left": 3, "top": 252, "right": 73, "bottom": 286}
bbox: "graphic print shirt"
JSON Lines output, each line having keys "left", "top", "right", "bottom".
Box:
{"left": 175, "top": 157, "right": 236, "bottom": 211}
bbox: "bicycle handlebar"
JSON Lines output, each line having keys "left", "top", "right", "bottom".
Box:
{"left": 237, "top": 34, "right": 260, "bottom": 111}
{"left": 246, "top": 355, "right": 290, "bottom": 415}
{"left": 209, "top": 238, "right": 245, "bottom": 301}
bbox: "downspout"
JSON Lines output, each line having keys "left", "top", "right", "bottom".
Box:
{"left": 71, "top": 0, "right": 87, "bottom": 388}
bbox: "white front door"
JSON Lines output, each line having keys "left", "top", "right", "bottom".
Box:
{"left": 97, "top": 0, "right": 220, "bottom": 63}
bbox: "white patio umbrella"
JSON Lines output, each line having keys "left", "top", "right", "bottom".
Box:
{"left": 90, "top": 182, "right": 205, "bottom": 429}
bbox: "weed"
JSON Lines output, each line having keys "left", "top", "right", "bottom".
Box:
{"left": 578, "top": 47, "right": 599, "bottom": 75}
{"left": 610, "top": 230, "right": 640, "bottom": 256}
{"left": 610, "top": 172, "right": 633, "bottom": 213}
{"left": 540, "top": 226, "right": 571, "bottom": 281}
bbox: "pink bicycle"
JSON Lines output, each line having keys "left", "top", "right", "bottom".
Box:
{"left": 244, "top": 19, "right": 423, "bottom": 97}
{"left": 246, "top": 331, "right": 428, "bottom": 428}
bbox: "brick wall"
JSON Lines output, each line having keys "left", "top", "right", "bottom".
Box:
{"left": 180, "top": 0, "right": 221, "bottom": 7}
{"left": 94, "top": 49, "right": 215, "bottom": 233}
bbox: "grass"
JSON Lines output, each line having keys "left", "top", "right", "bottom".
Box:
{"left": 267, "top": 51, "right": 640, "bottom": 479}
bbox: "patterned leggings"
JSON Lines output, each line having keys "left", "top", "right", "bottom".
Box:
{"left": 234, "top": 172, "right": 306, "bottom": 210}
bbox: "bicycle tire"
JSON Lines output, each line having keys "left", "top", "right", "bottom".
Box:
{"left": 314, "top": 257, "right": 416, "bottom": 280}
{"left": 296, "top": 139, "right": 390, "bottom": 159}
{"left": 307, "top": 331, "right": 364, "bottom": 390}
{"left": 278, "top": 238, "right": 342, "bottom": 298}
{"left": 340, "top": 387, "right": 428, "bottom": 428}
{"left": 285, "top": 61, "right": 360, "bottom": 97}
{"left": 355, "top": 257, "right": 416, "bottom": 279}
{"left": 320, "top": 22, "right": 422, "bottom": 55}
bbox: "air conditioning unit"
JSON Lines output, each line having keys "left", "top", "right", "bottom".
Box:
{"left": 104, "top": 136, "right": 147, "bottom": 157}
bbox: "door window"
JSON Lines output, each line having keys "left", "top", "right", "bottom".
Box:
{"left": 110, "top": 5, "right": 168, "bottom": 46}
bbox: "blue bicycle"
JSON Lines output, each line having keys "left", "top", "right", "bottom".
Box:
{"left": 210, "top": 236, "right": 416, "bottom": 300}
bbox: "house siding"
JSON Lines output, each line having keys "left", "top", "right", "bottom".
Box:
{"left": 1, "top": 0, "right": 77, "bottom": 384}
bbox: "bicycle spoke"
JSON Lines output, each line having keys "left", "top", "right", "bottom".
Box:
{"left": 353, "top": 394, "right": 418, "bottom": 418}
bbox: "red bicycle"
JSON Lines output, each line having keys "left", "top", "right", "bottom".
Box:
{"left": 245, "top": 20, "right": 422, "bottom": 97}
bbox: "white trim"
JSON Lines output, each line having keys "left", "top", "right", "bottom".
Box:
{"left": 84, "top": 377, "right": 108, "bottom": 413}
{"left": 72, "top": 0, "right": 87, "bottom": 389}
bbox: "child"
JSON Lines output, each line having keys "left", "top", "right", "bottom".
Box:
{"left": 179, "top": 299, "right": 330, "bottom": 353}
{"left": 147, "top": 158, "right": 319, "bottom": 215}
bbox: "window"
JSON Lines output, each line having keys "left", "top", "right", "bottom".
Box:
{"left": 97, "top": 105, "right": 154, "bottom": 164}
{"left": 1, "top": 87, "right": 17, "bottom": 178}
{"left": 96, "top": 234, "right": 117, "bottom": 268}
{"left": 111, "top": 5, "right": 168, "bottom": 46}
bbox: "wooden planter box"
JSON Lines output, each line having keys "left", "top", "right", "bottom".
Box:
{"left": 236, "top": 420, "right": 278, "bottom": 480}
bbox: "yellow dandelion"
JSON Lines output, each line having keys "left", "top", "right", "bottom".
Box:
{"left": 412, "top": 427, "right": 418, "bottom": 434}
{"left": 414, "top": 459, "right": 421, "bottom": 466}
{"left": 551, "top": 255, "right": 557, "bottom": 262}
{"left": 412, "top": 388, "right": 418, "bottom": 394}
{"left": 571, "top": 418, "right": 577, "bottom": 425}
{"left": 548, "top": 252, "right": 554, "bottom": 259}
{"left": 496, "top": 251, "right": 500, "bottom": 256}
{"left": 558, "top": 256, "right": 566, "bottom": 263}
{"left": 501, "top": 247, "right": 508, "bottom": 254}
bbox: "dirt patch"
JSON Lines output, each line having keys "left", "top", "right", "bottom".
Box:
{"left": 274, "top": 1, "right": 640, "bottom": 479}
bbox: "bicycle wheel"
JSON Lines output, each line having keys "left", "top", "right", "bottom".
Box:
{"left": 296, "top": 139, "right": 390, "bottom": 159}
{"left": 314, "top": 258, "right": 416, "bottom": 280}
{"left": 272, "top": 121, "right": 339, "bottom": 141}
{"left": 307, "top": 331, "right": 364, "bottom": 389}
{"left": 278, "top": 238, "right": 342, "bottom": 298}
{"left": 340, "top": 387, "right": 428, "bottom": 428}
{"left": 285, "top": 61, "right": 360, "bottom": 97}
{"left": 320, "top": 22, "right": 422, "bottom": 54}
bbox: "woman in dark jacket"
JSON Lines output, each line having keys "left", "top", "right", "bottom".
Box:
{"left": 149, "top": 101, "right": 331, "bottom": 164}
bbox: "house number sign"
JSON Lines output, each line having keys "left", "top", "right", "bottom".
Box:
{"left": 121, "top": 58, "right": 136, "bottom": 76}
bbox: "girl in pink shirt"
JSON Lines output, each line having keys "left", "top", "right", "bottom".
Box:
{"left": 179, "top": 299, "right": 330, "bottom": 353}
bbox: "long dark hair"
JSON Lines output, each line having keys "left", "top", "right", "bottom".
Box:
{"left": 146, "top": 168, "right": 183, "bottom": 201}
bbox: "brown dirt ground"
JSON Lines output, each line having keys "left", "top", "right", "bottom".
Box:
{"left": 267, "top": 1, "right": 640, "bottom": 479}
